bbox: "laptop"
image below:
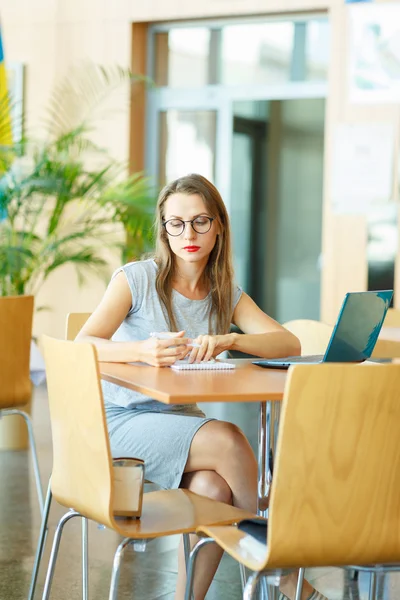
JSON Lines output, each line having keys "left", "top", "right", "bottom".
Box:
{"left": 253, "top": 290, "right": 393, "bottom": 369}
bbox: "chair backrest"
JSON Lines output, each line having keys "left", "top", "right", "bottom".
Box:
{"left": 372, "top": 338, "right": 400, "bottom": 359}
{"left": 41, "top": 335, "right": 114, "bottom": 526}
{"left": 283, "top": 319, "right": 333, "bottom": 355}
{"left": 0, "top": 295, "right": 33, "bottom": 408}
{"left": 384, "top": 308, "right": 400, "bottom": 327}
{"left": 265, "top": 363, "right": 400, "bottom": 569}
{"left": 284, "top": 318, "right": 400, "bottom": 359}
{"left": 65, "top": 312, "right": 91, "bottom": 341}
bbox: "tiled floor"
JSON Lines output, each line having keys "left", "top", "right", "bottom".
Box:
{"left": 0, "top": 384, "right": 398, "bottom": 599}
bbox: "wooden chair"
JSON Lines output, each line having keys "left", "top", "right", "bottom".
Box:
{"left": 284, "top": 318, "right": 400, "bottom": 360}
{"left": 283, "top": 319, "right": 332, "bottom": 355}
{"left": 185, "top": 363, "right": 400, "bottom": 600}
{"left": 284, "top": 317, "right": 400, "bottom": 594}
{"left": 0, "top": 295, "right": 44, "bottom": 514}
{"left": 38, "top": 336, "right": 254, "bottom": 600}
{"left": 383, "top": 308, "right": 400, "bottom": 327}
{"left": 372, "top": 338, "right": 400, "bottom": 359}
{"left": 65, "top": 312, "right": 91, "bottom": 340}
{"left": 29, "top": 312, "right": 166, "bottom": 600}
{"left": 29, "top": 313, "right": 92, "bottom": 600}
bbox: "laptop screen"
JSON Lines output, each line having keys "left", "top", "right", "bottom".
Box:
{"left": 324, "top": 291, "right": 392, "bottom": 362}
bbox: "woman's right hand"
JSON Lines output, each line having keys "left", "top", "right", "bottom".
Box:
{"left": 138, "top": 331, "right": 189, "bottom": 367}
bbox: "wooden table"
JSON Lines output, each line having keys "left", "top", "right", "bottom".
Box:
{"left": 100, "top": 358, "right": 287, "bottom": 404}
{"left": 100, "top": 358, "right": 287, "bottom": 514}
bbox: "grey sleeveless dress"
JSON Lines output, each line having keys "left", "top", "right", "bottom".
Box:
{"left": 103, "top": 259, "right": 242, "bottom": 489}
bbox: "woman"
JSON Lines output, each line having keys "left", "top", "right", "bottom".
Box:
{"left": 77, "top": 173, "right": 326, "bottom": 600}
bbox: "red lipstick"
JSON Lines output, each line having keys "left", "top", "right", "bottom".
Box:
{"left": 184, "top": 246, "right": 200, "bottom": 252}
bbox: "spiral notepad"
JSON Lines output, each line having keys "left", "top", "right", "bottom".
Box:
{"left": 171, "top": 360, "right": 236, "bottom": 371}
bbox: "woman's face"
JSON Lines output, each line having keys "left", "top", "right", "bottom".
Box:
{"left": 163, "top": 192, "right": 219, "bottom": 264}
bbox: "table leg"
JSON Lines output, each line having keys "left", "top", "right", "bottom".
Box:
{"left": 257, "top": 401, "right": 267, "bottom": 516}
{"left": 257, "top": 401, "right": 282, "bottom": 600}
{"left": 258, "top": 401, "right": 281, "bottom": 515}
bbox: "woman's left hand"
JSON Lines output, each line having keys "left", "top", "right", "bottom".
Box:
{"left": 187, "top": 333, "right": 235, "bottom": 363}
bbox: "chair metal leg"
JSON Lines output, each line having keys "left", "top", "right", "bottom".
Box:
{"left": 183, "top": 534, "right": 194, "bottom": 600}
{"left": 376, "top": 572, "right": 385, "bottom": 600}
{"left": 41, "top": 510, "right": 81, "bottom": 600}
{"left": 183, "top": 533, "right": 191, "bottom": 573}
{"left": 108, "top": 537, "right": 132, "bottom": 600}
{"left": 184, "top": 537, "right": 215, "bottom": 600}
{"left": 346, "top": 569, "right": 360, "bottom": 600}
{"left": 294, "top": 568, "right": 305, "bottom": 600}
{"left": 82, "top": 518, "right": 89, "bottom": 600}
{"left": 260, "top": 578, "right": 269, "bottom": 599}
{"left": 239, "top": 563, "right": 247, "bottom": 592}
{"left": 268, "top": 583, "right": 278, "bottom": 600}
{"left": 3, "top": 408, "right": 45, "bottom": 515}
{"left": 368, "top": 572, "right": 377, "bottom": 600}
{"left": 28, "top": 480, "right": 52, "bottom": 600}
{"left": 244, "top": 571, "right": 263, "bottom": 600}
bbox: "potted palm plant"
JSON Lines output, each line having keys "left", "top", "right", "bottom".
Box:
{"left": 0, "top": 63, "right": 155, "bottom": 297}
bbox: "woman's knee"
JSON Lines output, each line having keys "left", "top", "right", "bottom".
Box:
{"left": 213, "top": 421, "right": 253, "bottom": 458}
{"left": 182, "top": 470, "right": 233, "bottom": 504}
{"left": 187, "top": 420, "right": 256, "bottom": 473}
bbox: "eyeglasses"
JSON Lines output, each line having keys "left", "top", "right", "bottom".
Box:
{"left": 162, "top": 216, "right": 215, "bottom": 237}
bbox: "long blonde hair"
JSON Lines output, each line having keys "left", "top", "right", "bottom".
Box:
{"left": 154, "top": 173, "right": 234, "bottom": 334}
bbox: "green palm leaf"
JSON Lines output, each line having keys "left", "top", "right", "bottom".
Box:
{"left": 0, "top": 62, "right": 156, "bottom": 300}
{"left": 44, "top": 63, "right": 150, "bottom": 138}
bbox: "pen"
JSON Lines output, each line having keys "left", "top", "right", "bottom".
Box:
{"left": 150, "top": 332, "right": 201, "bottom": 348}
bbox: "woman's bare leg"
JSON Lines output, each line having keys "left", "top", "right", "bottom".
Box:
{"left": 175, "top": 470, "right": 232, "bottom": 600}
{"left": 177, "top": 421, "right": 321, "bottom": 600}
{"left": 173, "top": 421, "right": 256, "bottom": 600}
{"left": 184, "top": 421, "right": 258, "bottom": 512}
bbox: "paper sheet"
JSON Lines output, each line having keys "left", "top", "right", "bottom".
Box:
{"left": 331, "top": 123, "right": 394, "bottom": 214}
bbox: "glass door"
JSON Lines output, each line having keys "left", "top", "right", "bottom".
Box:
{"left": 158, "top": 110, "right": 217, "bottom": 186}
{"left": 230, "top": 98, "right": 325, "bottom": 322}
{"left": 231, "top": 106, "right": 268, "bottom": 304}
